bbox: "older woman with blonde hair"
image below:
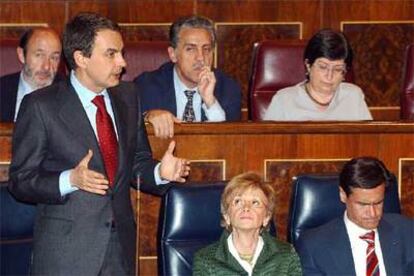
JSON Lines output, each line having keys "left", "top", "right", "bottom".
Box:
{"left": 193, "top": 172, "right": 301, "bottom": 276}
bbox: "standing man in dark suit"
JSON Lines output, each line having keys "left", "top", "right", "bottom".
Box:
{"left": 9, "top": 12, "right": 190, "bottom": 276}
{"left": 134, "top": 15, "right": 242, "bottom": 139}
{"left": 296, "top": 157, "right": 414, "bottom": 276}
{"left": 0, "top": 27, "right": 63, "bottom": 122}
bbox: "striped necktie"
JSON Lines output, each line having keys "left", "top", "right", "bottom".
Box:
{"left": 360, "top": 231, "right": 379, "bottom": 276}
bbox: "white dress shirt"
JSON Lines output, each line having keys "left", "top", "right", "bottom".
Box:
{"left": 173, "top": 67, "right": 225, "bottom": 121}
{"left": 343, "top": 211, "right": 387, "bottom": 276}
{"left": 59, "top": 71, "right": 165, "bottom": 196}
{"left": 227, "top": 233, "right": 264, "bottom": 276}
{"left": 14, "top": 71, "right": 36, "bottom": 121}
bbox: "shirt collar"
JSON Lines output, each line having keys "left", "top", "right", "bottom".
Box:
{"left": 344, "top": 211, "right": 378, "bottom": 238}
{"left": 18, "top": 71, "right": 35, "bottom": 95}
{"left": 70, "top": 70, "right": 109, "bottom": 108}
{"left": 173, "top": 66, "right": 198, "bottom": 94}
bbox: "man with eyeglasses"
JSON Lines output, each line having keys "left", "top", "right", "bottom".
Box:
{"left": 264, "top": 29, "right": 372, "bottom": 121}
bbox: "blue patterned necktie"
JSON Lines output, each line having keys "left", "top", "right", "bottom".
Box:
{"left": 182, "top": 90, "right": 196, "bottom": 122}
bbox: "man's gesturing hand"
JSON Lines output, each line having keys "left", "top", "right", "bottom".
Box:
{"left": 160, "top": 141, "right": 190, "bottom": 182}
{"left": 70, "top": 150, "right": 110, "bottom": 195}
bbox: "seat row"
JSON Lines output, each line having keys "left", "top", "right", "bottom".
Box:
{"left": 0, "top": 173, "right": 400, "bottom": 275}
{"left": 1, "top": 39, "right": 413, "bottom": 119}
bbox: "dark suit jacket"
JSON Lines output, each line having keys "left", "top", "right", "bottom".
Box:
{"left": 8, "top": 79, "right": 168, "bottom": 275}
{"left": 134, "top": 62, "right": 242, "bottom": 121}
{"left": 0, "top": 71, "right": 64, "bottom": 122}
{"left": 296, "top": 214, "right": 414, "bottom": 276}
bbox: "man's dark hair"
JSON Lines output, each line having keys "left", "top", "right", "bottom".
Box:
{"left": 339, "top": 156, "right": 391, "bottom": 196}
{"left": 304, "top": 28, "right": 353, "bottom": 73}
{"left": 169, "top": 15, "right": 216, "bottom": 48}
{"left": 63, "top": 12, "right": 121, "bottom": 70}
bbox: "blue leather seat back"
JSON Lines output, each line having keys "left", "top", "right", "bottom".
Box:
{"left": 288, "top": 174, "right": 401, "bottom": 247}
{"left": 158, "top": 182, "right": 225, "bottom": 276}
{"left": 158, "top": 181, "right": 278, "bottom": 276}
{"left": 0, "top": 182, "right": 36, "bottom": 275}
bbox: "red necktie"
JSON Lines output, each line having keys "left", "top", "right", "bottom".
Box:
{"left": 92, "top": 95, "right": 118, "bottom": 187}
{"left": 360, "top": 231, "right": 380, "bottom": 276}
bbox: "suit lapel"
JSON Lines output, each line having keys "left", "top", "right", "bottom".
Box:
{"left": 57, "top": 81, "right": 103, "bottom": 164}
{"left": 165, "top": 63, "right": 178, "bottom": 116}
{"left": 378, "top": 218, "right": 400, "bottom": 275}
{"left": 326, "top": 220, "right": 356, "bottom": 274}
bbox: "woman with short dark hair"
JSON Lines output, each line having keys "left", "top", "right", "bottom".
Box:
{"left": 193, "top": 172, "right": 301, "bottom": 276}
{"left": 264, "top": 29, "right": 372, "bottom": 121}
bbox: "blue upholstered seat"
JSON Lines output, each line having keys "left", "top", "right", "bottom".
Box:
{"left": 1, "top": 182, "right": 36, "bottom": 275}
{"left": 158, "top": 182, "right": 277, "bottom": 276}
{"left": 287, "top": 174, "right": 401, "bottom": 248}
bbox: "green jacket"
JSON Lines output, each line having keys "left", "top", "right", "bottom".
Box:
{"left": 193, "top": 231, "right": 302, "bottom": 276}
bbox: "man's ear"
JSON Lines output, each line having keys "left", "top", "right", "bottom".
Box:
{"left": 339, "top": 186, "right": 347, "bottom": 204}
{"left": 17, "top": 47, "right": 25, "bottom": 64}
{"left": 73, "top": 50, "right": 88, "bottom": 69}
{"left": 167, "top": 46, "right": 177, "bottom": 63}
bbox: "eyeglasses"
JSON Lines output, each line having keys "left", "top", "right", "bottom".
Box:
{"left": 313, "top": 62, "right": 347, "bottom": 77}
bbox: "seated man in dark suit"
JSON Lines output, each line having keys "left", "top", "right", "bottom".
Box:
{"left": 134, "top": 15, "right": 242, "bottom": 138}
{"left": 296, "top": 157, "right": 414, "bottom": 276}
{"left": 0, "top": 27, "right": 63, "bottom": 122}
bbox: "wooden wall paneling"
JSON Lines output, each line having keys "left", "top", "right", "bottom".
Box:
{"left": 0, "top": 124, "right": 12, "bottom": 162}
{"left": 119, "top": 23, "right": 170, "bottom": 43}
{"left": 342, "top": 22, "right": 414, "bottom": 109}
{"left": 215, "top": 22, "right": 302, "bottom": 116}
{"left": 399, "top": 158, "right": 414, "bottom": 218}
{"left": 0, "top": 1, "right": 66, "bottom": 32}
{"left": 0, "top": 23, "right": 49, "bottom": 40}
{"left": 377, "top": 133, "right": 414, "bottom": 173}
{"left": 378, "top": 133, "right": 414, "bottom": 217}
{"left": 198, "top": 0, "right": 321, "bottom": 38}
{"left": 295, "top": 134, "right": 380, "bottom": 158}
{"left": 1, "top": 121, "right": 414, "bottom": 276}
{"left": 187, "top": 160, "right": 226, "bottom": 181}
{"left": 369, "top": 107, "right": 401, "bottom": 121}
{"left": 323, "top": 0, "right": 414, "bottom": 27}
{"left": 110, "top": 0, "right": 195, "bottom": 23}
{"left": 67, "top": 1, "right": 110, "bottom": 21}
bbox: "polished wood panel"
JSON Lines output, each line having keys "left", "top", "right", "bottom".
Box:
{"left": 343, "top": 22, "right": 414, "bottom": 107}
{"left": 400, "top": 159, "right": 414, "bottom": 217}
{"left": 120, "top": 24, "right": 169, "bottom": 42}
{"left": 2, "top": 121, "right": 414, "bottom": 275}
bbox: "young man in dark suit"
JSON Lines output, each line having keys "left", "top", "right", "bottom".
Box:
{"left": 134, "top": 15, "right": 242, "bottom": 139}
{"left": 0, "top": 27, "right": 63, "bottom": 122}
{"left": 9, "top": 12, "right": 190, "bottom": 275}
{"left": 296, "top": 157, "right": 414, "bottom": 275}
